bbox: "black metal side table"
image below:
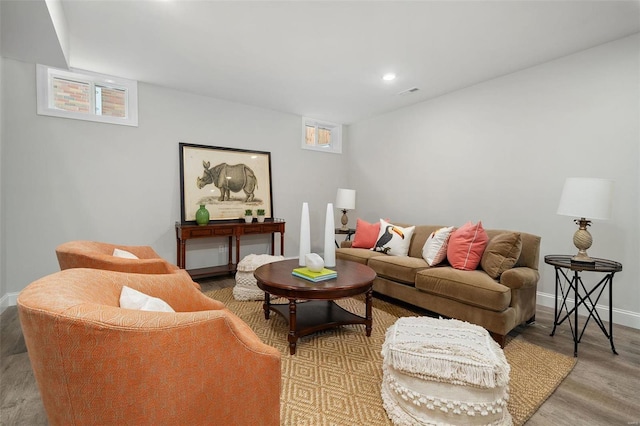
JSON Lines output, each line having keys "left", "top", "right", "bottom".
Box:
{"left": 544, "top": 254, "right": 622, "bottom": 357}
{"left": 334, "top": 228, "right": 356, "bottom": 248}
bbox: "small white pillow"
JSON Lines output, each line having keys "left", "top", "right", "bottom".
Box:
{"left": 422, "top": 226, "right": 455, "bottom": 266}
{"left": 113, "top": 248, "right": 139, "bottom": 259}
{"left": 119, "top": 286, "right": 175, "bottom": 312}
{"left": 372, "top": 219, "right": 415, "bottom": 257}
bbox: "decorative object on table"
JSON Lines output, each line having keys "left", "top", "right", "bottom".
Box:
{"left": 257, "top": 209, "right": 266, "bottom": 223}
{"left": 299, "top": 202, "right": 311, "bottom": 266}
{"left": 335, "top": 188, "right": 356, "bottom": 230}
{"left": 304, "top": 253, "right": 325, "bottom": 272}
{"left": 195, "top": 204, "right": 210, "bottom": 225}
{"left": 381, "top": 316, "right": 511, "bottom": 426}
{"left": 244, "top": 209, "right": 253, "bottom": 223}
{"left": 233, "top": 253, "right": 285, "bottom": 301}
{"left": 291, "top": 266, "right": 337, "bottom": 282}
{"left": 179, "top": 143, "right": 273, "bottom": 223}
{"left": 324, "top": 203, "right": 336, "bottom": 267}
{"left": 556, "top": 177, "right": 613, "bottom": 264}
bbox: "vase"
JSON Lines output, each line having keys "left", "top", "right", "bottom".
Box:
{"left": 324, "top": 203, "right": 336, "bottom": 267}
{"left": 195, "top": 205, "right": 209, "bottom": 226}
{"left": 299, "top": 202, "right": 311, "bottom": 266}
{"left": 257, "top": 215, "right": 265, "bottom": 223}
{"left": 244, "top": 216, "right": 253, "bottom": 223}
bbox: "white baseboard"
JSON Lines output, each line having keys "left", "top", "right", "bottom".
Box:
{"left": 0, "top": 292, "right": 19, "bottom": 315}
{"left": 537, "top": 291, "right": 640, "bottom": 330}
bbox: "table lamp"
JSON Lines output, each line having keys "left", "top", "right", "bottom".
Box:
{"left": 556, "top": 177, "right": 613, "bottom": 264}
{"left": 335, "top": 188, "right": 356, "bottom": 231}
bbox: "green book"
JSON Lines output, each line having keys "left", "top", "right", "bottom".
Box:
{"left": 292, "top": 267, "right": 337, "bottom": 279}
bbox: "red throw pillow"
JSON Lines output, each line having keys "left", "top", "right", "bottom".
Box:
{"left": 446, "top": 221, "right": 489, "bottom": 270}
{"left": 351, "top": 218, "right": 381, "bottom": 249}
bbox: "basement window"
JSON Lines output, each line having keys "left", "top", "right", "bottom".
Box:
{"left": 302, "top": 117, "right": 342, "bottom": 154}
{"left": 36, "top": 64, "right": 138, "bottom": 127}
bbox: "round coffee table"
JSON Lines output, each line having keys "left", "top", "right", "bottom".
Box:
{"left": 254, "top": 258, "right": 376, "bottom": 355}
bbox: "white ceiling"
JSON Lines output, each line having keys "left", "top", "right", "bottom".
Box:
{"left": 2, "top": 1, "right": 639, "bottom": 124}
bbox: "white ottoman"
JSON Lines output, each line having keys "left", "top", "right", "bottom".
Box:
{"left": 233, "top": 254, "right": 284, "bottom": 301}
{"left": 381, "top": 317, "right": 512, "bottom": 426}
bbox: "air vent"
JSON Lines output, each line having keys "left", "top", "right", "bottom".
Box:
{"left": 397, "top": 87, "right": 419, "bottom": 95}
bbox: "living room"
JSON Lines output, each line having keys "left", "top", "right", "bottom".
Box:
{"left": 1, "top": 1, "right": 639, "bottom": 424}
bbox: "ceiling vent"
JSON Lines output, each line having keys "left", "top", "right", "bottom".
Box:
{"left": 397, "top": 87, "right": 419, "bottom": 96}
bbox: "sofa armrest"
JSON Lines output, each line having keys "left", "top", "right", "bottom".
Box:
{"left": 499, "top": 267, "right": 540, "bottom": 290}
{"left": 340, "top": 241, "right": 353, "bottom": 248}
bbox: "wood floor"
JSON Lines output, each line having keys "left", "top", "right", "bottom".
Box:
{"left": 2, "top": 277, "right": 639, "bottom": 425}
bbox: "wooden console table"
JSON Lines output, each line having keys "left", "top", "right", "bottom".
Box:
{"left": 175, "top": 220, "right": 285, "bottom": 279}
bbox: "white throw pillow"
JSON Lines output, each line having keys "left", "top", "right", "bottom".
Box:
{"left": 372, "top": 219, "right": 415, "bottom": 257}
{"left": 113, "top": 248, "right": 139, "bottom": 259}
{"left": 422, "top": 226, "right": 455, "bottom": 266}
{"left": 119, "top": 286, "right": 175, "bottom": 312}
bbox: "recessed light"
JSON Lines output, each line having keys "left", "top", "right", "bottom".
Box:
{"left": 382, "top": 73, "right": 396, "bottom": 81}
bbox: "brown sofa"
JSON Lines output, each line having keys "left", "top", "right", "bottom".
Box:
{"left": 337, "top": 224, "right": 541, "bottom": 346}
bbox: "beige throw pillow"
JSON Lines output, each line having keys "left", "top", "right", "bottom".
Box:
{"left": 480, "top": 232, "right": 523, "bottom": 279}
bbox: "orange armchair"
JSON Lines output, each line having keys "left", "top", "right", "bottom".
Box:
{"left": 56, "top": 240, "right": 181, "bottom": 275}
{"left": 17, "top": 268, "right": 281, "bottom": 426}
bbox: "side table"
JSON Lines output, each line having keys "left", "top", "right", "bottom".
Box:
{"left": 544, "top": 254, "right": 622, "bottom": 357}
{"left": 334, "top": 227, "right": 356, "bottom": 248}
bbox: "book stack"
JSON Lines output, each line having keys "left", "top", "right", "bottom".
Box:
{"left": 292, "top": 267, "right": 337, "bottom": 283}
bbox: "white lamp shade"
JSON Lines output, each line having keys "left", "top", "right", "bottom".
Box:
{"left": 336, "top": 188, "right": 356, "bottom": 210}
{"left": 557, "top": 177, "right": 613, "bottom": 220}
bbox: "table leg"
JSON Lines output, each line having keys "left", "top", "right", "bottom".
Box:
{"left": 608, "top": 274, "right": 618, "bottom": 355}
{"left": 574, "top": 271, "right": 579, "bottom": 357}
{"left": 550, "top": 267, "right": 559, "bottom": 336}
{"left": 263, "top": 291, "right": 270, "bottom": 320}
{"left": 288, "top": 299, "right": 297, "bottom": 355}
{"left": 365, "top": 288, "right": 373, "bottom": 337}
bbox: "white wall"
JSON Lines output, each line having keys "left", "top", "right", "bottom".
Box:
{"left": 348, "top": 35, "right": 639, "bottom": 328}
{"left": 0, "top": 58, "right": 349, "bottom": 298}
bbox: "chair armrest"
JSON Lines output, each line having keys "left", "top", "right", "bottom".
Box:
{"left": 499, "top": 267, "right": 540, "bottom": 290}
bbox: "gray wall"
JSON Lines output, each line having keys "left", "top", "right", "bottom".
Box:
{"left": 348, "top": 35, "right": 639, "bottom": 327}
{"left": 0, "top": 58, "right": 349, "bottom": 302}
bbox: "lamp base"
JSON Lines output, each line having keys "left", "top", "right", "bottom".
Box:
{"left": 340, "top": 209, "right": 349, "bottom": 231}
{"left": 571, "top": 218, "right": 595, "bottom": 265}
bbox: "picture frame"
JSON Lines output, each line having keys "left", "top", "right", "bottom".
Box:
{"left": 179, "top": 143, "right": 273, "bottom": 223}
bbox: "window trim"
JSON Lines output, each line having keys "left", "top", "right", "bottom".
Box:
{"left": 36, "top": 64, "right": 138, "bottom": 127}
{"left": 301, "top": 117, "right": 342, "bottom": 154}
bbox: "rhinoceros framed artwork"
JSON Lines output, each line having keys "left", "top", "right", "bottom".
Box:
{"left": 179, "top": 143, "right": 273, "bottom": 223}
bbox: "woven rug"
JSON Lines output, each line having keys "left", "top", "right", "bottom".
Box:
{"left": 205, "top": 288, "right": 576, "bottom": 425}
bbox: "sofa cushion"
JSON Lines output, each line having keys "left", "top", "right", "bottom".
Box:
{"left": 336, "top": 247, "right": 386, "bottom": 265}
{"left": 415, "top": 268, "right": 511, "bottom": 312}
{"left": 352, "top": 218, "right": 381, "bottom": 249}
{"left": 369, "top": 255, "right": 429, "bottom": 284}
{"left": 481, "top": 232, "right": 523, "bottom": 279}
{"left": 422, "top": 226, "right": 455, "bottom": 266}
{"left": 447, "top": 221, "right": 489, "bottom": 270}
{"left": 373, "top": 220, "right": 415, "bottom": 256}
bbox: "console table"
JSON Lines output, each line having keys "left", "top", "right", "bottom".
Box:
{"left": 544, "top": 254, "right": 622, "bottom": 357}
{"left": 175, "top": 220, "right": 285, "bottom": 279}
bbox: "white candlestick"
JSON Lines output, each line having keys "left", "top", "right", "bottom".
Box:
{"left": 324, "top": 202, "right": 336, "bottom": 267}
{"left": 299, "top": 202, "right": 311, "bottom": 266}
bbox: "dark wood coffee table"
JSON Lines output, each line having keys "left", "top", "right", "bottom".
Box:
{"left": 254, "top": 258, "right": 376, "bottom": 355}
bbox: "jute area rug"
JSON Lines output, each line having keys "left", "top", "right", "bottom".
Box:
{"left": 205, "top": 288, "right": 576, "bottom": 426}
